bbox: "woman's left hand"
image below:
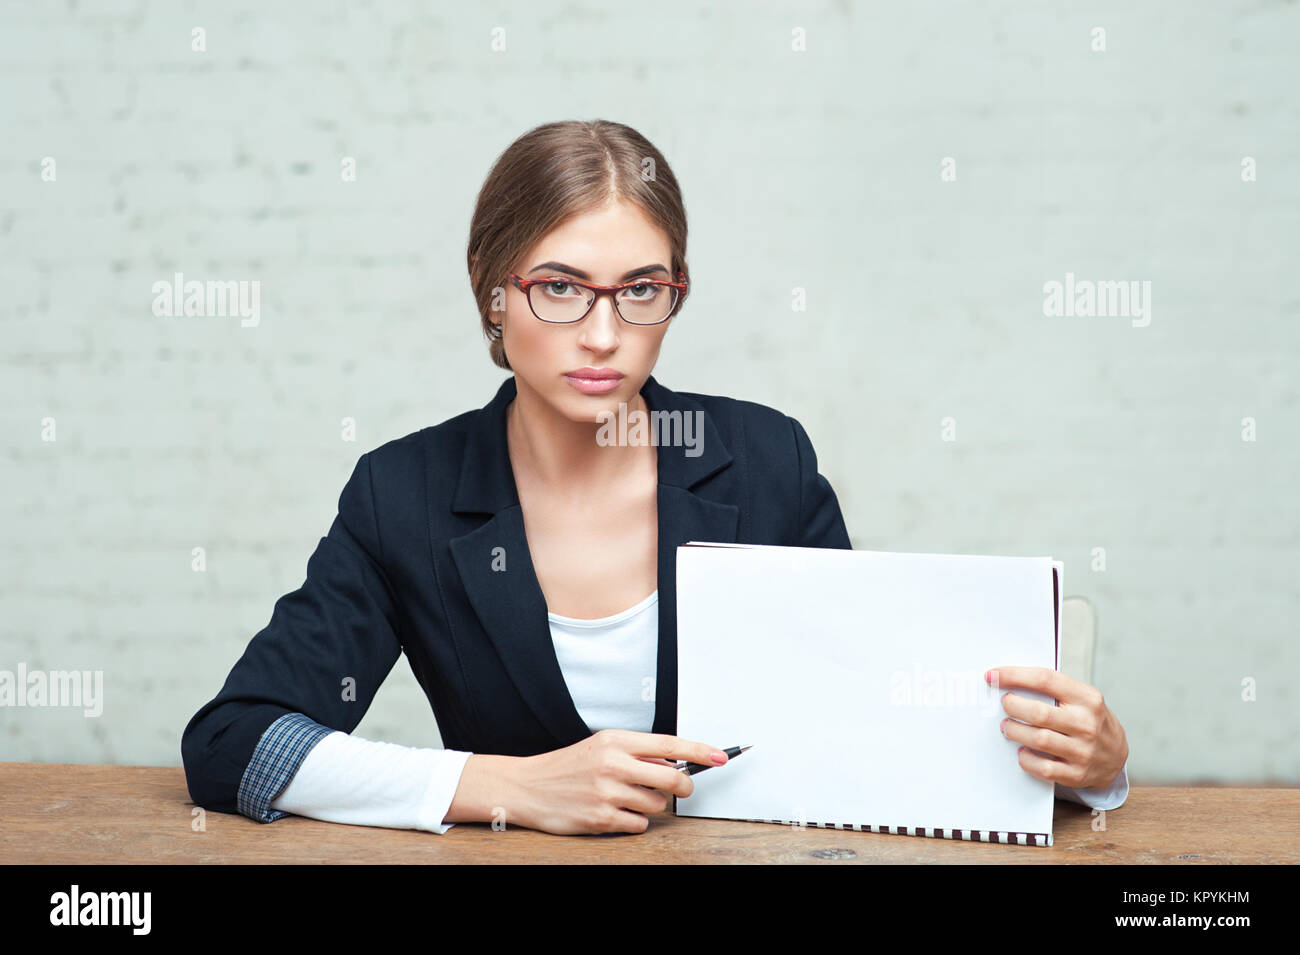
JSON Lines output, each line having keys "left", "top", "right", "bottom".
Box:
{"left": 987, "top": 666, "right": 1128, "bottom": 791}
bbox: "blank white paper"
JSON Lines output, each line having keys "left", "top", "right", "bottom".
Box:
{"left": 674, "top": 543, "right": 1060, "bottom": 844}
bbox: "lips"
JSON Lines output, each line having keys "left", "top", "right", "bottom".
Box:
{"left": 564, "top": 368, "right": 624, "bottom": 380}
{"left": 563, "top": 369, "right": 625, "bottom": 395}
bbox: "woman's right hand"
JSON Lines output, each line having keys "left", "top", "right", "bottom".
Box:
{"left": 451, "top": 729, "right": 730, "bottom": 835}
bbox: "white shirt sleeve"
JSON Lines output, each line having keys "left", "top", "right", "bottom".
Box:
{"left": 1054, "top": 759, "right": 1129, "bottom": 810}
{"left": 269, "top": 730, "right": 473, "bottom": 834}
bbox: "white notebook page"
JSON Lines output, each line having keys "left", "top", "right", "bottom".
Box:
{"left": 675, "top": 543, "right": 1060, "bottom": 845}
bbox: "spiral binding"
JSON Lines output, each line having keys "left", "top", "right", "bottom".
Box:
{"left": 745, "top": 817, "right": 1052, "bottom": 847}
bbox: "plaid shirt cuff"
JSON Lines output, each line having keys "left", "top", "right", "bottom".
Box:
{"left": 237, "top": 713, "right": 335, "bottom": 823}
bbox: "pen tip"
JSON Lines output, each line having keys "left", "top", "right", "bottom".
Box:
{"left": 739, "top": 745, "right": 752, "bottom": 753}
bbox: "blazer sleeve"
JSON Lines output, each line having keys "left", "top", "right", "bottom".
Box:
{"left": 788, "top": 415, "right": 853, "bottom": 550}
{"left": 181, "top": 451, "right": 405, "bottom": 822}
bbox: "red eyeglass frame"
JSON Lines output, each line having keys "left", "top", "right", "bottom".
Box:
{"left": 508, "top": 270, "right": 689, "bottom": 325}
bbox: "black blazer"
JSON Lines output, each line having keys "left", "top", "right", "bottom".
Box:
{"left": 182, "top": 373, "right": 852, "bottom": 815}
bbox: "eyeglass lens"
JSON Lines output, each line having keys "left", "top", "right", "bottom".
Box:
{"left": 529, "top": 279, "right": 677, "bottom": 324}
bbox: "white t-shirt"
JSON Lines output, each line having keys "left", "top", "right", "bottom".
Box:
{"left": 270, "top": 588, "right": 1129, "bottom": 832}
{"left": 547, "top": 588, "right": 659, "bottom": 733}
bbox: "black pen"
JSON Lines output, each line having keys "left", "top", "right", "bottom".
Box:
{"left": 674, "top": 744, "right": 751, "bottom": 775}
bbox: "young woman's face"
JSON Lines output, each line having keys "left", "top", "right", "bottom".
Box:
{"left": 503, "top": 199, "right": 679, "bottom": 422}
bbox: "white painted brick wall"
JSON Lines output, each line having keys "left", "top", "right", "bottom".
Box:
{"left": 1, "top": 1, "right": 1296, "bottom": 786}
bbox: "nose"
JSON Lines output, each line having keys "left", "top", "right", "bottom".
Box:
{"left": 579, "top": 293, "right": 622, "bottom": 351}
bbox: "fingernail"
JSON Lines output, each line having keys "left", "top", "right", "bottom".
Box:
{"left": 985, "top": 670, "right": 995, "bottom": 684}
{"left": 711, "top": 750, "right": 727, "bottom": 764}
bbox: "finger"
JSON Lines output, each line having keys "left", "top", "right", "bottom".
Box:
{"left": 602, "top": 808, "right": 653, "bottom": 835}
{"left": 988, "top": 666, "right": 1092, "bottom": 705}
{"left": 999, "top": 690, "right": 1073, "bottom": 734}
{"left": 619, "top": 783, "right": 671, "bottom": 817}
{"left": 1000, "top": 716, "right": 1086, "bottom": 763}
{"left": 634, "top": 756, "right": 681, "bottom": 789}
{"left": 620, "top": 731, "right": 728, "bottom": 768}
{"left": 620, "top": 758, "right": 695, "bottom": 799}
{"left": 634, "top": 758, "right": 686, "bottom": 805}
{"left": 1015, "top": 745, "right": 1086, "bottom": 788}
{"left": 1000, "top": 686, "right": 1102, "bottom": 738}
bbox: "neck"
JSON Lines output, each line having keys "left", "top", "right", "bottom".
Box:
{"left": 507, "top": 378, "right": 654, "bottom": 498}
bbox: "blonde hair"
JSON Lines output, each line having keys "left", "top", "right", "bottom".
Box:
{"left": 466, "top": 120, "right": 690, "bottom": 370}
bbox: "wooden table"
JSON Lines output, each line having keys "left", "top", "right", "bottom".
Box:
{"left": 2, "top": 763, "right": 1296, "bottom": 864}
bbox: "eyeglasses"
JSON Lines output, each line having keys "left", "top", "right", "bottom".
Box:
{"left": 508, "top": 270, "right": 689, "bottom": 325}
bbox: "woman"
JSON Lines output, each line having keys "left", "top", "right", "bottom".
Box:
{"left": 182, "top": 120, "right": 1129, "bottom": 837}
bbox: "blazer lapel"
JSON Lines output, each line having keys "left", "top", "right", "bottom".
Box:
{"left": 447, "top": 374, "right": 739, "bottom": 748}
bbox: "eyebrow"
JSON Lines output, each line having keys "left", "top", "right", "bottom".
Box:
{"left": 527, "top": 261, "right": 669, "bottom": 281}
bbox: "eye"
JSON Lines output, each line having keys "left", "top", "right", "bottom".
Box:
{"left": 545, "top": 279, "right": 576, "bottom": 295}
{"left": 626, "top": 282, "right": 655, "bottom": 298}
